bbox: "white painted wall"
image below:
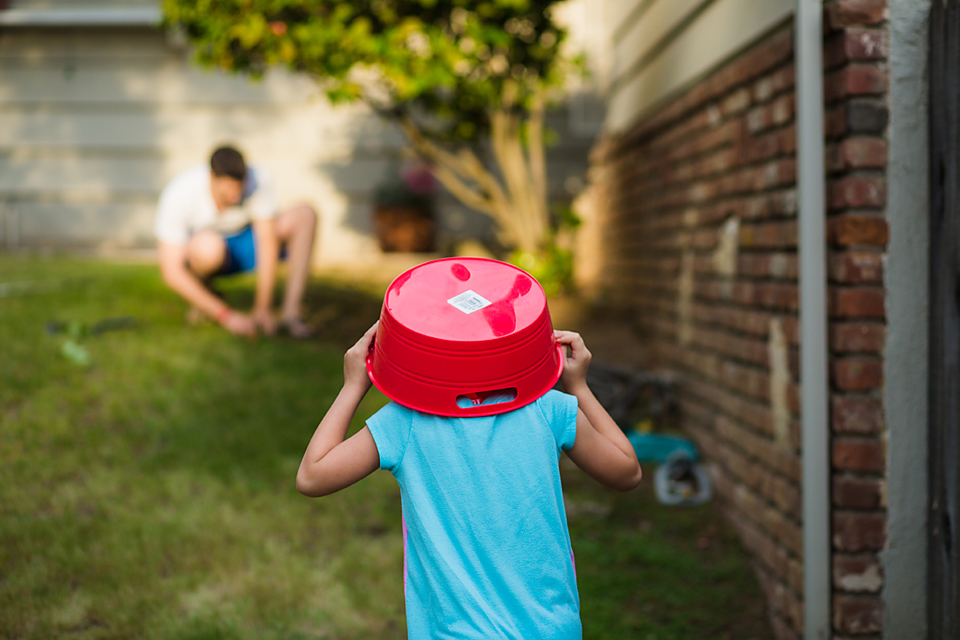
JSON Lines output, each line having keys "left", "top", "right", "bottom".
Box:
{"left": 0, "top": 25, "right": 405, "bottom": 263}
{"left": 0, "top": 2, "right": 598, "bottom": 263}
{"left": 596, "top": 0, "right": 794, "bottom": 135}
{"left": 882, "top": 1, "right": 930, "bottom": 636}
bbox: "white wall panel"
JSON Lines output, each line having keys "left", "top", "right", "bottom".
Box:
{"left": 605, "top": 0, "right": 793, "bottom": 134}
{"left": 603, "top": 0, "right": 649, "bottom": 41}
{"left": 0, "top": 106, "right": 378, "bottom": 153}
{"left": 12, "top": 201, "right": 158, "bottom": 246}
{"left": 0, "top": 17, "right": 595, "bottom": 260}
{"left": 0, "top": 60, "right": 319, "bottom": 104}
{"left": 609, "top": 0, "right": 709, "bottom": 87}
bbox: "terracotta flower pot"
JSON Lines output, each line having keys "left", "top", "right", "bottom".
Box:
{"left": 374, "top": 205, "right": 435, "bottom": 253}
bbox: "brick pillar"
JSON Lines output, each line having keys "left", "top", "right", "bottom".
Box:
{"left": 824, "top": 1, "right": 889, "bottom": 637}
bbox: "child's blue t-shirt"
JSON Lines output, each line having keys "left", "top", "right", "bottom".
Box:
{"left": 366, "top": 389, "right": 581, "bottom": 640}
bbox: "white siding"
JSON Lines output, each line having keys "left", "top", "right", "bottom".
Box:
{"left": 0, "top": 12, "right": 597, "bottom": 260}
{"left": 10, "top": 0, "right": 155, "bottom": 7}
{"left": 0, "top": 26, "right": 407, "bottom": 262}
{"left": 602, "top": 0, "right": 794, "bottom": 134}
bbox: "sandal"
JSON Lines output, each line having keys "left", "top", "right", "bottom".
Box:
{"left": 279, "top": 317, "right": 314, "bottom": 339}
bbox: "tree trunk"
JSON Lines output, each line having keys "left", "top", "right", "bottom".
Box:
{"left": 395, "top": 84, "right": 550, "bottom": 255}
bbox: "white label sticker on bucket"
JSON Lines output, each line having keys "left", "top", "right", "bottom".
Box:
{"left": 447, "top": 290, "right": 492, "bottom": 314}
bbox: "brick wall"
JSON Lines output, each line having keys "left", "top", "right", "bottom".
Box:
{"left": 823, "top": 1, "right": 888, "bottom": 638}
{"left": 588, "top": 2, "right": 889, "bottom": 638}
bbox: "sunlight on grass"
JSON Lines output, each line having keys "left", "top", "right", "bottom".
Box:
{"left": 0, "top": 253, "right": 770, "bottom": 639}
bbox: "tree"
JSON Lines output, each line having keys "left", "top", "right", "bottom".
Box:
{"left": 163, "top": 0, "right": 578, "bottom": 267}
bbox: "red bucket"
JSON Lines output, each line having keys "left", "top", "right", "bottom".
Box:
{"left": 367, "top": 257, "right": 563, "bottom": 417}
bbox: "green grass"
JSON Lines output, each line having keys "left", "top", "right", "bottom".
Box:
{"left": 0, "top": 253, "right": 771, "bottom": 639}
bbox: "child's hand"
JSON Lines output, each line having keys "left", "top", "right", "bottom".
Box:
{"left": 554, "top": 330, "right": 592, "bottom": 393}
{"left": 344, "top": 321, "right": 378, "bottom": 391}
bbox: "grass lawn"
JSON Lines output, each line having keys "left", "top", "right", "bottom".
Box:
{"left": 0, "top": 253, "right": 772, "bottom": 639}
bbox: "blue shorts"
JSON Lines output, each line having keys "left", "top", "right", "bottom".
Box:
{"left": 216, "top": 225, "right": 286, "bottom": 276}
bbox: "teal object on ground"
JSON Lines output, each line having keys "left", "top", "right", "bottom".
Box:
{"left": 626, "top": 431, "right": 699, "bottom": 464}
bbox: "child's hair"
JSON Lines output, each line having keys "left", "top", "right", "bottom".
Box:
{"left": 209, "top": 145, "right": 247, "bottom": 181}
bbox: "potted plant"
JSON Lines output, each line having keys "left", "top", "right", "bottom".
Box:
{"left": 373, "top": 161, "right": 436, "bottom": 253}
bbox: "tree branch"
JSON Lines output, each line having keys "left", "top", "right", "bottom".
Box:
{"left": 527, "top": 89, "right": 547, "bottom": 220}
{"left": 395, "top": 114, "right": 524, "bottom": 244}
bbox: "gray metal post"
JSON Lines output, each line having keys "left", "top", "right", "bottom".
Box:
{"left": 795, "top": 0, "right": 831, "bottom": 638}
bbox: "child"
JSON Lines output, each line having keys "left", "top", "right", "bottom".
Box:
{"left": 297, "top": 321, "right": 642, "bottom": 639}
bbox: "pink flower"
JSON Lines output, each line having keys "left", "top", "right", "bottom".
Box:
{"left": 400, "top": 163, "right": 436, "bottom": 195}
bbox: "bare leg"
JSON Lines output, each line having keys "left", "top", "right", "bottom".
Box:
{"left": 185, "top": 230, "right": 228, "bottom": 278}
{"left": 180, "top": 230, "right": 229, "bottom": 324}
{"left": 274, "top": 204, "right": 318, "bottom": 330}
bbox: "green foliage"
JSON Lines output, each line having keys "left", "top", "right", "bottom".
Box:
{"left": 509, "top": 201, "right": 581, "bottom": 295}
{"left": 510, "top": 244, "right": 573, "bottom": 297}
{"left": 163, "top": 0, "right": 569, "bottom": 144}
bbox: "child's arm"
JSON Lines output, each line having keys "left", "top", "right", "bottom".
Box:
{"left": 296, "top": 322, "right": 382, "bottom": 497}
{"left": 554, "top": 330, "right": 643, "bottom": 492}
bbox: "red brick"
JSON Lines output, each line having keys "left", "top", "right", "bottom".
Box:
{"left": 737, "top": 253, "right": 799, "bottom": 280}
{"left": 714, "top": 466, "right": 803, "bottom": 557}
{"left": 825, "top": 28, "right": 889, "bottom": 68}
{"left": 787, "top": 557, "right": 805, "bottom": 596}
{"left": 722, "top": 282, "right": 799, "bottom": 311}
{"left": 693, "top": 328, "right": 770, "bottom": 366}
{"left": 782, "top": 317, "right": 800, "bottom": 345}
{"left": 833, "top": 475, "right": 885, "bottom": 509}
{"left": 826, "top": 0, "right": 889, "bottom": 30}
{"left": 742, "top": 125, "right": 797, "bottom": 163}
{"left": 826, "top": 103, "right": 849, "bottom": 138}
{"left": 746, "top": 94, "right": 796, "bottom": 134}
{"left": 831, "top": 394, "right": 883, "bottom": 434}
{"left": 718, "top": 160, "right": 796, "bottom": 197}
{"left": 827, "top": 137, "right": 888, "bottom": 172}
{"left": 829, "top": 251, "right": 884, "bottom": 284}
{"left": 828, "top": 176, "right": 887, "bottom": 209}
{"left": 787, "top": 382, "right": 801, "bottom": 415}
{"left": 829, "top": 287, "right": 886, "bottom": 319}
{"left": 691, "top": 227, "right": 720, "bottom": 250}
{"left": 849, "top": 28, "right": 888, "bottom": 59}
{"left": 685, "top": 377, "right": 775, "bottom": 435}
{"left": 721, "top": 87, "right": 752, "bottom": 116}
{"left": 715, "top": 414, "right": 802, "bottom": 481}
{"left": 825, "top": 64, "right": 889, "bottom": 103}
{"left": 741, "top": 190, "right": 799, "bottom": 220}
{"left": 661, "top": 120, "right": 740, "bottom": 166}
{"left": 833, "top": 511, "right": 887, "bottom": 551}
{"left": 833, "top": 437, "right": 885, "bottom": 472}
{"left": 691, "top": 304, "right": 772, "bottom": 337}
{"left": 769, "top": 473, "right": 802, "bottom": 518}
{"left": 830, "top": 322, "right": 885, "bottom": 353}
{"left": 833, "top": 594, "right": 883, "bottom": 635}
{"left": 829, "top": 214, "right": 889, "bottom": 247}
{"left": 833, "top": 554, "right": 883, "bottom": 592}
{"left": 832, "top": 357, "right": 884, "bottom": 390}
{"left": 753, "top": 64, "right": 796, "bottom": 103}
{"left": 739, "top": 220, "right": 798, "bottom": 249}
{"left": 720, "top": 360, "right": 770, "bottom": 402}
{"left": 826, "top": 100, "right": 889, "bottom": 139}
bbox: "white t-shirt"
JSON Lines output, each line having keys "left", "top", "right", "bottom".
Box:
{"left": 154, "top": 164, "right": 277, "bottom": 246}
